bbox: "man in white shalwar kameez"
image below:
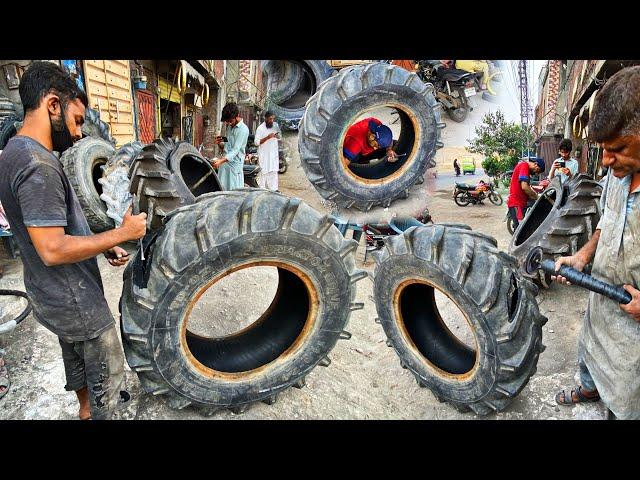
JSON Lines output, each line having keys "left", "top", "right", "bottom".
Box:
{"left": 254, "top": 111, "right": 280, "bottom": 191}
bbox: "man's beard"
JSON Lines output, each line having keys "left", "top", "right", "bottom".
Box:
{"left": 266, "top": 121, "right": 273, "bottom": 128}
{"left": 50, "top": 106, "right": 74, "bottom": 153}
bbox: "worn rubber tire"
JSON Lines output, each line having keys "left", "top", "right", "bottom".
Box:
{"left": 82, "top": 107, "right": 116, "bottom": 145}
{"left": 447, "top": 106, "right": 468, "bottom": 123}
{"left": 98, "top": 141, "right": 145, "bottom": 227}
{"left": 299, "top": 62, "right": 445, "bottom": 211}
{"left": 0, "top": 114, "right": 21, "bottom": 150}
{"left": 120, "top": 190, "right": 366, "bottom": 412}
{"left": 507, "top": 216, "right": 516, "bottom": 236}
{"left": 489, "top": 192, "right": 503, "bottom": 206}
{"left": 60, "top": 137, "right": 116, "bottom": 232}
{"left": 263, "top": 60, "right": 305, "bottom": 105}
{"left": 128, "top": 138, "right": 223, "bottom": 232}
{"left": 454, "top": 191, "right": 470, "bottom": 206}
{"left": 264, "top": 60, "right": 334, "bottom": 130}
{"left": 508, "top": 174, "right": 602, "bottom": 288}
{"left": 373, "top": 225, "right": 547, "bottom": 415}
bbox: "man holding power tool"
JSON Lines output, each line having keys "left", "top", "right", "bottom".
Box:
{"left": 552, "top": 66, "right": 640, "bottom": 419}
{"left": 0, "top": 62, "right": 147, "bottom": 420}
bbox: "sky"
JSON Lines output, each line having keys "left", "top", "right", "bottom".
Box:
{"left": 498, "top": 60, "right": 548, "bottom": 124}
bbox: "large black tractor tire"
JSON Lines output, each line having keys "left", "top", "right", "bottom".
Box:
{"left": 120, "top": 190, "right": 366, "bottom": 413}
{"left": 508, "top": 174, "right": 602, "bottom": 288}
{"left": 262, "top": 60, "right": 305, "bottom": 105}
{"left": 0, "top": 114, "right": 21, "bottom": 150}
{"left": 299, "top": 63, "right": 445, "bottom": 211}
{"left": 60, "top": 137, "right": 116, "bottom": 232}
{"left": 373, "top": 225, "right": 547, "bottom": 415}
{"left": 82, "top": 107, "right": 116, "bottom": 145}
{"left": 0, "top": 96, "right": 17, "bottom": 122}
{"left": 263, "top": 60, "right": 334, "bottom": 131}
{"left": 98, "top": 141, "right": 145, "bottom": 227}
{"left": 128, "top": 138, "right": 223, "bottom": 232}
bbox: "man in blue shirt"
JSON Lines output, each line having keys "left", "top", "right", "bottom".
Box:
{"left": 212, "top": 103, "right": 249, "bottom": 190}
{"left": 549, "top": 138, "right": 580, "bottom": 182}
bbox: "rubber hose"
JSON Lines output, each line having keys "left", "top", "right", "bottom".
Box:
{"left": 0, "top": 289, "right": 32, "bottom": 333}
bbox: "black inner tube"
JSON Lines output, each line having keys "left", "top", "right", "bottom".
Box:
{"left": 347, "top": 109, "right": 416, "bottom": 180}
{"left": 179, "top": 155, "right": 222, "bottom": 197}
{"left": 185, "top": 267, "right": 311, "bottom": 373}
{"left": 513, "top": 188, "right": 558, "bottom": 247}
{"left": 399, "top": 283, "right": 476, "bottom": 375}
{"left": 0, "top": 290, "right": 32, "bottom": 325}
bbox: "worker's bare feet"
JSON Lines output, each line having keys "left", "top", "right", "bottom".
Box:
{"left": 75, "top": 386, "right": 92, "bottom": 420}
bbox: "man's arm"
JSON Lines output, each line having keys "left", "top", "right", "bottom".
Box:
{"left": 27, "top": 208, "right": 146, "bottom": 266}
{"left": 520, "top": 181, "right": 538, "bottom": 200}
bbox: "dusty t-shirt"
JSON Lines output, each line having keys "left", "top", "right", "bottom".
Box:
{"left": 0, "top": 136, "right": 114, "bottom": 342}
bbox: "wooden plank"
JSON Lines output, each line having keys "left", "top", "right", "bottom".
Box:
{"left": 113, "top": 134, "right": 135, "bottom": 147}
{"left": 85, "top": 59, "right": 104, "bottom": 69}
{"left": 111, "top": 124, "right": 134, "bottom": 135}
{"left": 85, "top": 65, "right": 107, "bottom": 84}
{"left": 105, "top": 112, "right": 133, "bottom": 125}
{"left": 104, "top": 60, "right": 129, "bottom": 78}
{"left": 105, "top": 74, "right": 130, "bottom": 90}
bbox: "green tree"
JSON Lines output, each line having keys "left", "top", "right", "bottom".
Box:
{"left": 467, "top": 110, "right": 534, "bottom": 178}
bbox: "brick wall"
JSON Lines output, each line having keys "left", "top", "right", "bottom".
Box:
{"left": 544, "top": 60, "right": 561, "bottom": 132}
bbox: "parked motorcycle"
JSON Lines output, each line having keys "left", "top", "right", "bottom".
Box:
{"left": 363, "top": 208, "right": 433, "bottom": 252}
{"left": 453, "top": 180, "right": 503, "bottom": 206}
{"left": 415, "top": 60, "right": 479, "bottom": 123}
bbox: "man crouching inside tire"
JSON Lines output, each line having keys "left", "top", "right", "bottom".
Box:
{"left": 0, "top": 62, "right": 148, "bottom": 420}
{"left": 343, "top": 117, "right": 398, "bottom": 164}
{"left": 506, "top": 156, "right": 545, "bottom": 230}
{"left": 551, "top": 66, "right": 640, "bottom": 420}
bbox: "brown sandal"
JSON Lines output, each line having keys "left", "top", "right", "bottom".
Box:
{"left": 555, "top": 386, "right": 600, "bottom": 406}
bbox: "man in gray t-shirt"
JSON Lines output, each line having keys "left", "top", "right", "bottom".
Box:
{"left": 0, "top": 62, "right": 147, "bottom": 419}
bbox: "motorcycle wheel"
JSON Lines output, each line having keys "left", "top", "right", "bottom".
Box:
{"left": 278, "top": 162, "right": 288, "bottom": 174}
{"left": 447, "top": 106, "right": 468, "bottom": 123}
{"left": 489, "top": 192, "right": 503, "bottom": 206}
{"left": 454, "top": 191, "right": 470, "bottom": 207}
{"left": 507, "top": 216, "right": 516, "bottom": 235}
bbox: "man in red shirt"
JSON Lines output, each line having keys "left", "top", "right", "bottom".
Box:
{"left": 507, "top": 157, "right": 546, "bottom": 228}
{"left": 343, "top": 117, "right": 398, "bottom": 164}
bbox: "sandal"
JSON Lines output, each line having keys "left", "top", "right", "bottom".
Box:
{"left": 0, "top": 356, "right": 10, "bottom": 400}
{"left": 555, "top": 386, "right": 600, "bottom": 406}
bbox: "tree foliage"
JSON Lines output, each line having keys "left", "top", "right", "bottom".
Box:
{"left": 468, "top": 110, "right": 534, "bottom": 178}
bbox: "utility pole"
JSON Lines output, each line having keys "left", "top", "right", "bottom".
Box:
{"left": 517, "top": 60, "right": 532, "bottom": 157}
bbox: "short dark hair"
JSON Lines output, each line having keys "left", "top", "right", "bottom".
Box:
{"left": 19, "top": 61, "right": 88, "bottom": 114}
{"left": 558, "top": 138, "right": 572, "bottom": 152}
{"left": 264, "top": 110, "right": 274, "bottom": 119}
{"left": 589, "top": 65, "right": 640, "bottom": 142}
{"left": 221, "top": 102, "right": 239, "bottom": 121}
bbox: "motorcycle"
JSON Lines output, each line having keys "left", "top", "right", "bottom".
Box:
{"left": 415, "top": 60, "right": 480, "bottom": 123}
{"left": 362, "top": 208, "right": 433, "bottom": 253}
{"left": 453, "top": 180, "right": 503, "bottom": 206}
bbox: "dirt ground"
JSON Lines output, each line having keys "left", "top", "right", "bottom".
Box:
{"left": 0, "top": 164, "right": 606, "bottom": 420}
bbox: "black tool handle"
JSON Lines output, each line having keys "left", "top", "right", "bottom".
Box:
{"left": 539, "top": 258, "right": 632, "bottom": 304}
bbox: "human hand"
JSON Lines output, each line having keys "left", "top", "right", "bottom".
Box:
{"left": 620, "top": 285, "right": 640, "bottom": 322}
{"left": 104, "top": 246, "right": 130, "bottom": 267}
{"left": 387, "top": 150, "right": 398, "bottom": 162}
{"left": 550, "top": 254, "right": 588, "bottom": 285}
{"left": 561, "top": 167, "right": 570, "bottom": 176}
{"left": 120, "top": 206, "right": 147, "bottom": 241}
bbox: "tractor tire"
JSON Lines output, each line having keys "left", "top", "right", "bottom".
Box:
{"left": 0, "top": 96, "right": 16, "bottom": 122}
{"left": 263, "top": 60, "right": 305, "bottom": 105}
{"left": 98, "top": 141, "right": 145, "bottom": 227}
{"left": 128, "top": 138, "right": 223, "bottom": 232}
{"left": 82, "top": 107, "right": 116, "bottom": 145}
{"left": 373, "top": 225, "right": 547, "bottom": 415}
{"left": 298, "top": 62, "right": 445, "bottom": 211}
{"left": 508, "top": 174, "right": 602, "bottom": 288}
{"left": 120, "top": 189, "right": 366, "bottom": 412}
{"left": 60, "top": 137, "right": 116, "bottom": 232}
{"left": 0, "top": 114, "right": 21, "bottom": 150}
{"left": 264, "top": 60, "right": 334, "bottom": 131}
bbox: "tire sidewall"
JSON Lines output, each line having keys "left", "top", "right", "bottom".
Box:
{"left": 148, "top": 228, "right": 353, "bottom": 405}
{"left": 374, "top": 254, "right": 498, "bottom": 403}
{"left": 311, "top": 85, "right": 437, "bottom": 203}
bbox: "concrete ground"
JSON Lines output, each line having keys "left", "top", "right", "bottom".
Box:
{"left": 0, "top": 165, "right": 606, "bottom": 420}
